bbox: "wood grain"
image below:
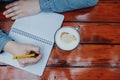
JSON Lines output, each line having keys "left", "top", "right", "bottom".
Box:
{"left": 99, "top": 0, "right": 120, "bottom": 3}
{"left": 0, "top": 0, "right": 120, "bottom": 80}
{"left": 0, "top": 0, "right": 120, "bottom": 22}
{"left": 1, "top": 45, "right": 120, "bottom": 67}
{"left": 63, "top": 22, "right": 120, "bottom": 44}
{"left": 0, "top": 67, "right": 120, "bottom": 80}
{"left": 48, "top": 45, "right": 120, "bottom": 67}
{"left": 63, "top": 2, "right": 120, "bottom": 22}
{"left": 1, "top": 21, "right": 120, "bottom": 44}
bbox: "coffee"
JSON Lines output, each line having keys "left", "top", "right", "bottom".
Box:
{"left": 55, "top": 27, "right": 80, "bottom": 51}
{"left": 60, "top": 32, "right": 77, "bottom": 43}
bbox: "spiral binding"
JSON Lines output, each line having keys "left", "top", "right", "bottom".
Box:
{"left": 11, "top": 28, "right": 53, "bottom": 45}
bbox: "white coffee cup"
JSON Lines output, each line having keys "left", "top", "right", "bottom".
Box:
{"left": 55, "top": 26, "right": 80, "bottom": 51}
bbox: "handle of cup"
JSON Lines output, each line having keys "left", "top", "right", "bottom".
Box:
{"left": 75, "top": 25, "right": 80, "bottom": 31}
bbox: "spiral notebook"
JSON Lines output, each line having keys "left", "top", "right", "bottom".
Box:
{"left": 0, "top": 13, "right": 64, "bottom": 76}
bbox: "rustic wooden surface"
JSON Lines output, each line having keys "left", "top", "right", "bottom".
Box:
{"left": 0, "top": 67, "right": 120, "bottom": 80}
{"left": 0, "top": 0, "right": 120, "bottom": 80}
{"left": 63, "top": 0, "right": 120, "bottom": 22}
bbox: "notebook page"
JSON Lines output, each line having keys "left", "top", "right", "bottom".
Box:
{"left": 0, "top": 13, "right": 64, "bottom": 76}
{"left": 12, "top": 13, "right": 64, "bottom": 42}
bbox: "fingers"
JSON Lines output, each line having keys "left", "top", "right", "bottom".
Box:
{"left": 36, "top": 54, "right": 42, "bottom": 62}
{"left": 15, "top": 43, "right": 42, "bottom": 67}
{"left": 3, "top": 1, "right": 21, "bottom": 20}
{"left": 3, "top": 6, "right": 20, "bottom": 19}
{"left": 31, "top": 46, "right": 40, "bottom": 54}
{"left": 16, "top": 44, "right": 42, "bottom": 67}
{"left": 3, "top": 0, "right": 40, "bottom": 20}
{"left": 28, "top": 45, "right": 41, "bottom": 54}
{"left": 5, "top": 1, "right": 19, "bottom": 9}
{"left": 11, "top": 13, "right": 24, "bottom": 20}
{"left": 3, "top": 6, "right": 19, "bottom": 15}
{"left": 18, "top": 53, "right": 42, "bottom": 67}
{"left": 4, "top": 10, "right": 21, "bottom": 18}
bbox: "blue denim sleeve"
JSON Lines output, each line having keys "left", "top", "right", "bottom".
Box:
{"left": 0, "top": 30, "right": 12, "bottom": 53}
{"left": 0, "top": 0, "right": 15, "bottom": 2}
{"left": 39, "top": 0, "right": 98, "bottom": 12}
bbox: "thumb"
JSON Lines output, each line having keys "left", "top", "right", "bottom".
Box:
{"left": 28, "top": 45, "right": 40, "bottom": 54}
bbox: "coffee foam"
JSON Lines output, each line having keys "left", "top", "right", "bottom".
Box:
{"left": 55, "top": 27, "right": 80, "bottom": 50}
{"left": 60, "top": 32, "right": 77, "bottom": 43}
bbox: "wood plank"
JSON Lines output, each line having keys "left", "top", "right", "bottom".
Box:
{"left": 99, "top": 0, "right": 120, "bottom": 3}
{"left": 0, "top": 20, "right": 13, "bottom": 32}
{"left": 0, "top": 1, "right": 120, "bottom": 22}
{"left": 0, "top": 2, "right": 8, "bottom": 20}
{"left": 63, "top": 2, "right": 120, "bottom": 22}
{"left": 1, "top": 21, "right": 120, "bottom": 44}
{"left": 63, "top": 22, "right": 120, "bottom": 44}
{"left": 48, "top": 45, "right": 120, "bottom": 67}
{"left": 1, "top": 45, "right": 120, "bottom": 67}
{"left": 0, "top": 66, "right": 120, "bottom": 80}
{"left": 43, "top": 68, "right": 120, "bottom": 80}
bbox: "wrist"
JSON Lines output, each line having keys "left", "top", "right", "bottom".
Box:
{"left": 3, "top": 41, "right": 18, "bottom": 55}
{"left": 37, "top": 0, "right": 41, "bottom": 12}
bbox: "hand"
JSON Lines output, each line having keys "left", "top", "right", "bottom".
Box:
{"left": 3, "top": 0, "right": 40, "bottom": 20}
{"left": 3, "top": 41, "right": 42, "bottom": 67}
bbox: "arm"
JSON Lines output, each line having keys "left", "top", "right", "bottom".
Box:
{"left": 39, "top": 0, "right": 99, "bottom": 12}
{"left": 0, "top": 30, "right": 42, "bottom": 67}
{"left": 0, "top": 30, "right": 12, "bottom": 52}
{"left": 3, "top": 0, "right": 98, "bottom": 20}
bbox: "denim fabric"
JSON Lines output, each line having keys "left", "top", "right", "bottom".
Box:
{"left": 1, "top": 0, "right": 98, "bottom": 12}
{"left": 39, "top": 0, "right": 98, "bottom": 12}
{"left": 0, "top": 30, "right": 12, "bottom": 53}
{"left": 0, "top": 0, "right": 16, "bottom": 2}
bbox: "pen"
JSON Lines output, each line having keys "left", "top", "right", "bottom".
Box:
{"left": 13, "top": 54, "right": 35, "bottom": 59}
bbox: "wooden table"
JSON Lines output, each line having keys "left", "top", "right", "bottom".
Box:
{"left": 0, "top": 0, "right": 120, "bottom": 80}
